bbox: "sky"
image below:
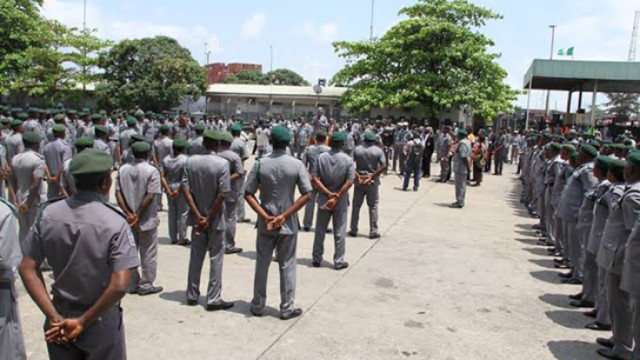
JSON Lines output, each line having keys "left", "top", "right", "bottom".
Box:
{"left": 41, "top": 0, "right": 640, "bottom": 111}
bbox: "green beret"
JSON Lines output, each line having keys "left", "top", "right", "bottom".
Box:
{"left": 562, "top": 144, "right": 576, "bottom": 153}
{"left": 203, "top": 130, "right": 218, "bottom": 141}
{"left": 27, "top": 107, "right": 38, "bottom": 113}
{"left": 270, "top": 126, "right": 291, "bottom": 143}
{"left": 458, "top": 128, "right": 468, "bottom": 137}
{"left": 549, "top": 142, "right": 562, "bottom": 151}
{"left": 11, "top": 107, "right": 22, "bottom": 113}
{"left": 569, "top": 151, "right": 579, "bottom": 161}
{"left": 220, "top": 132, "right": 234, "bottom": 143}
{"left": 75, "top": 136, "right": 94, "bottom": 148}
{"left": 229, "top": 124, "right": 243, "bottom": 132}
{"left": 53, "top": 114, "right": 65, "bottom": 123}
{"left": 70, "top": 149, "right": 113, "bottom": 176}
{"left": 126, "top": 116, "right": 137, "bottom": 126}
{"left": 580, "top": 144, "right": 598, "bottom": 158}
{"left": 131, "top": 141, "right": 151, "bottom": 153}
{"left": 364, "top": 132, "right": 376, "bottom": 141}
{"left": 542, "top": 133, "right": 553, "bottom": 140}
{"left": 616, "top": 135, "right": 627, "bottom": 142}
{"left": 172, "top": 137, "right": 188, "bottom": 149}
{"left": 604, "top": 139, "right": 613, "bottom": 145}
{"left": 194, "top": 123, "right": 206, "bottom": 132}
{"left": 595, "top": 156, "right": 611, "bottom": 171}
{"left": 67, "top": 109, "right": 77, "bottom": 115}
{"left": 159, "top": 124, "right": 170, "bottom": 132}
{"left": 624, "top": 139, "right": 634, "bottom": 146}
{"left": 17, "top": 112, "right": 28, "bottom": 120}
{"left": 91, "top": 114, "right": 104, "bottom": 121}
{"left": 611, "top": 158, "right": 628, "bottom": 169}
{"left": 145, "top": 111, "right": 153, "bottom": 116}
{"left": 10, "top": 119, "right": 22, "bottom": 127}
{"left": 331, "top": 131, "right": 347, "bottom": 142}
{"left": 543, "top": 144, "right": 550, "bottom": 150}
{"left": 52, "top": 124, "right": 66, "bottom": 133}
{"left": 589, "top": 140, "right": 602, "bottom": 148}
{"left": 628, "top": 152, "right": 640, "bottom": 167}
{"left": 22, "top": 131, "right": 40, "bottom": 144}
{"left": 556, "top": 135, "right": 567, "bottom": 142}
{"left": 78, "top": 112, "right": 88, "bottom": 117}
{"left": 157, "top": 115, "right": 165, "bottom": 121}
{"left": 316, "top": 131, "right": 327, "bottom": 139}
{"left": 94, "top": 125, "right": 108, "bottom": 134}
{"left": 613, "top": 143, "right": 626, "bottom": 151}
{"left": 0, "top": 118, "right": 10, "bottom": 125}
{"left": 131, "top": 133, "right": 147, "bottom": 143}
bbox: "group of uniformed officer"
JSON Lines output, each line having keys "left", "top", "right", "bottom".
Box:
{"left": 520, "top": 128, "right": 640, "bottom": 360}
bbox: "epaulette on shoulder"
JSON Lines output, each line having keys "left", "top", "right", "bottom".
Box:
{"left": 102, "top": 202, "right": 127, "bottom": 219}
{"left": 0, "top": 197, "right": 16, "bottom": 214}
{"left": 35, "top": 196, "right": 66, "bottom": 233}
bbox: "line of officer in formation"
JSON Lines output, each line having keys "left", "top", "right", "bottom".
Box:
{"left": 520, "top": 130, "right": 640, "bottom": 360}
{"left": 0, "top": 103, "right": 392, "bottom": 359}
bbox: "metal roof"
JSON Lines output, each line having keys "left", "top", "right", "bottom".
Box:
{"left": 523, "top": 59, "right": 640, "bottom": 92}
{"left": 206, "top": 84, "right": 347, "bottom": 100}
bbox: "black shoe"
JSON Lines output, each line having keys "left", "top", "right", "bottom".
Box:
{"left": 368, "top": 234, "right": 381, "bottom": 239}
{"left": 128, "top": 287, "right": 139, "bottom": 294}
{"left": 250, "top": 308, "right": 264, "bottom": 317}
{"left": 559, "top": 272, "right": 573, "bottom": 279}
{"left": 413, "top": 188, "right": 418, "bottom": 192}
{"left": 281, "top": 308, "right": 303, "bottom": 320}
{"left": 303, "top": 227, "right": 311, "bottom": 232}
{"left": 348, "top": 231, "right": 358, "bottom": 237}
{"left": 555, "top": 263, "right": 571, "bottom": 269}
{"left": 449, "top": 203, "right": 464, "bottom": 209}
{"left": 584, "top": 309, "right": 597, "bottom": 318}
{"left": 186, "top": 299, "right": 198, "bottom": 306}
{"left": 532, "top": 224, "right": 543, "bottom": 230}
{"left": 312, "top": 261, "right": 321, "bottom": 268}
{"left": 568, "top": 293, "right": 583, "bottom": 300}
{"left": 402, "top": 187, "right": 408, "bottom": 191}
{"left": 586, "top": 322, "right": 612, "bottom": 331}
{"left": 206, "top": 301, "right": 234, "bottom": 311}
{"left": 138, "top": 286, "right": 163, "bottom": 296}
{"left": 570, "top": 299, "right": 595, "bottom": 308}
{"left": 225, "top": 247, "right": 243, "bottom": 255}
{"left": 596, "top": 338, "right": 614, "bottom": 349}
{"left": 562, "top": 278, "right": 583, "bottom": 285}
{"left": 335, "top": 262, "right": 349, "bottom": 270}
{"left": 327, "top": 228, "right": 333, "bottom": 233}
{"left": 238, "top": 218, "right": 251, "bottom": 223}
{"left": 596, "top": 348, "right": 625, "bottom": 360}
{"left": 178, "top": 239, "right": 192, "bottom": 246}
{"left": 553, "top": 258, "right": 566, "bottom": 264}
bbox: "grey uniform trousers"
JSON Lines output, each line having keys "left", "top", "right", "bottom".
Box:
{"left": 393, "top": 145, "right": 405, "bottom": 174}
{"left": 236, "top": 176, "right": 247, "bottom": 221}
{"left": 224, "top": 200, "right": 238, "bottom": 250}
{"left": 17, "top": 206, "right": 38, "bottom": 241}
{"left": 47, "top": 181, "right": 63, "bottom": 200}
{"left": 439, "top": 158, "right": 450, "bottom": 181}
{"left": 350, "top": 183, "right": 379, "bottom": 236}
{"left": 537, "top": 187, "right": 546, "bottom": 230}
{"left": 131, "top": 228, "right": 158, "bottom": 292}
{"left": 167, "top": 193, "right": 188, "bottom": 244}
{"left": 564, "top": 221, "right": 578, "bottom": 267}
{"left": 303, "top": 190, "right": 319, "bottom": 229}
{"left": 454, "top": 172, "right": 467, "bottom": 206}
{"left": 582, "top": 251, "right": 598, "bottom": 303}
{"left": 251, "top": 233, "right": 297, "bottom": 317}
{"left": 313, "top": 207, "right": 348, "bottom": 264}
{"left": 631, "top": 297, "right": 640, "bottom": 360}
{"left": 544, "top": 187, "right": 554, "bottom": 245}
{"left": 0, "top": 284, "right": 26, "bottom": 360}
{"left": 596, "top": 266, "right": 611, "bottom": 325}
{"left": 187, "top": 228, "right": 224, "bottom": 306}
{"left": 46, "top": 304, "right": 125, "bottom": 360}
{"left": 605, "top": 271, "right": 632, "bottom": 358}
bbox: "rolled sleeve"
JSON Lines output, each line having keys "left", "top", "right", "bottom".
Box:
{"left": 218, "top": 165, "right": 231, "bottom": 194}
{"left": 245, "top": 162, "right": 259, "bottom": 195}
{"left": 109, "top": 224, "right": 140, "bottom": 272}
{"left": 623, "top": 193, "right": 640, "bottom": 230}
{"left": 147, "top": 168, "right": 162, "bottom": 194}
{"left": 21, "top": 222, "right": 45, "bottom": 265}
{"left": 297, "top": 162, "right": 313, "bottom": 194}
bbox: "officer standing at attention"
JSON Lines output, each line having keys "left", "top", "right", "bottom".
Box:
{"left": 93, "top": 125, "right": 112, "bottom": 155}
{"left": 182, "top": 131, "right": 233, "bottom": 311}
{"left": 215, "top": 131, "right": 245, "bottom": 254}
{"left": 11, "top": 131, "right": 44, "bottom": 240}
{"left": 450, "top": 128, "right": 471, "bottom": 209}
{"left": 116, "top": 141, "right": 163, "bottom": 296}
{"left": 43, "top": 124, "right": 72, "bottom": 199}
{"left": 244, "top": 126, "right": 312, "bottom": 320}
{"left": 19, "top": 149, "right": 139, "bottom": 360}
{"left": 437, "top": 126, "right": 452, "bottom": 183}
{"left": 402, "top": 131, "right": 425, "bottom": 192}
{"left": 0, "top": 196, "right": 25, "bottom": 360}
{"left": 188, "top": 124, "right": 206, "bottom": 155}
{"left": 61, "top": 137, "right": 94, "bottom": 197}
{"left": 311, "top": 132, "right": 354, "bottom": 270}
{"left": 301, "top": 131, "right": 331, "bottom": 231}
{"left": 160, "top": 137, "right": 190, "bottom": 246}
{"left": 229, "top": 124, "right": 250, "bottom": 224}
{"left": 6, "top": 118, "right": 25, "bottom": 165}
{"left": 349, "top": 132, "right": 387, "bottom": 239}
{"left": 117, "top": 116, "right": 138, "bottom": 161}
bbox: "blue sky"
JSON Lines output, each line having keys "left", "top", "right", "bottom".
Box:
{"left": 43, "top": 0, "right": 639, "bottom": 110}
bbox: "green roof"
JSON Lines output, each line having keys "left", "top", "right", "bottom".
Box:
{"left": 523, "top": 59, "right": 640, "bottom": 93}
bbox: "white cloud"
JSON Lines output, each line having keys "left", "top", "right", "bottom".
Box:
{"left": 41, "top": 0, "right": 101, "bottom": 29}
{"left": 298, "top": 21, "right": 340, "bottom": 45}
{"left": 318, "top": 23, "right": 339, "bottom": 43}
{"left": 241, "top": 12, "right": 266, "bottom": 40}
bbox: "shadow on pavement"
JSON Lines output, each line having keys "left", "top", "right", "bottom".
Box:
{"left": 523, "top": 247, "right": 553, "bottom": 257}
{"left": 159, "top": 290, "right": 187, "bottom": 305}
{"left": 528, "top": 258, "right": 556, "bottom": 269}
{"left": 547, "top": 340, "right": 601, "bottom": 360}
{"left": 237, "top": 251, "right": 257, "bottom": 261}
{"left": 530, "top": 270, "right": 562, "bottom": 284}
{"left": 538, "top": 293, "right": 574, "bottom": 309}
{"left": 545, "top": 310, "right": 589, "bottom": 329}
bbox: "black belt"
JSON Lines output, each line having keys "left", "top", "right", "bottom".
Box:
{"left": 0, "top": 282, "right": 12, "bottom": 289}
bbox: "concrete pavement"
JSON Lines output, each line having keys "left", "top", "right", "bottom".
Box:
{"left": 17, "top": 162, "right": 603, "bottom": 360}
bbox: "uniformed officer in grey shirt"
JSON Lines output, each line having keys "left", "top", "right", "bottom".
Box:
{"left": 245, "top": 126, "right": 312, "bottom": 320}
{"left": 93, "top": 125, "right": 112, "bottom": 156}
{"left": 188, "top": 124, "right": 206, "bottom": 155}
{"left": 215, "top": 131, "right": 245, "bottom": 254}
{"left": 450, "top": 129, "right": 471, "bottom": 208}
{"left": 182, "top": 130, "right": 233, "bottom": 311}
{"left": 0, "top": 197, "right": 26, "bottom": 360}
{"left": 6, "top": 119, "right": 25, "bottom": 166}
{"left": 311, "top": 132, "right": 354, "bottom": 270}
{"left": 403, "top": 131, "right": 425, "bottom": 191}
{"left": 61, "top": 137, "right": 94, "bottom": 197}
{"left": 229, "top": 124, "right": 250, "bottom": 223}
{"left": 301, "top": 131, "right": 331, "bottom": 231}
{"left": 116, "top": 141, "right": 163, "bottom": 296}
{"left": 118, "top": 116, "right": 139, "bottom": 156}
{"left": 43, "top": 125, "right": 72, "bottom": 199}
{"left": 161, "top": 138, "right": 189, "bottom": 246}
{"left": 437, "top": 126, "right": 452, "bottom": 182}
{"left": 10, "top": 131, "right": 45, "bottom": 240}
{"left": 349, "top": 131, "right": 387, "bottom": 239}
{"left": 19, "top": 149, "right": 139, "bottom": 360}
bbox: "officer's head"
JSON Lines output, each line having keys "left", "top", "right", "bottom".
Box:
{"left": 577, "top": 144, "right": 598, "bottom": 166}
{"left": 560, "top": 144, "right": 575, "bottom": 161}
{"left": 203, "top": 130, "right": 218, "bottom": 150}
{"left": 594, "top": 156, "right": 610, "bottom": 180}
{"left": 457, "top": 128, "right": 468, "bottom": 140}
{"left": 70, "top": 149, "right": 114, "bottom": 195}
{"left": 230, "top": 124, "right": 242, "bottom": 137}
{"left": 131, "top": 141, "right": 151, "bottom": 160}
{"left": 609, "top": 159, "right": 626, "bottom": 183}
{"left": 218, "top": 132, "right": 234, "bottom": 150}
{"left": 172, "top": 137, "right": 188, "bottom": 155}
{"left": 625, "top": 152, "right": 640, "bottom": 182}
{"left": 330, "top": 132, "right": 346, "bottom": 150}
{"left": 194, "top": 123, "right": 206, "bottom": 135}
{"left": 271, "top": 126, "right": 291, "bottom": 150}
{"left": 316, "top": 131, "right": 327, "bottom": 143}
{"left": 75, "top": 137, "right": 94, "bottom": 154}
{"left": 548, "top": 142, "right": 561, "bottom": 157}
{"left": 22, "top": 131, "right": 40, "bottom": 151}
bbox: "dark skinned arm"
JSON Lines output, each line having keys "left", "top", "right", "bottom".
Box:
{"left": 24, "top": 176, "right": 42, "bottom": 211}
{"left": 268, "top": 192, "right": 312, "bottom": 230}
{"left": 245, "top": 192, "right": 273, "bottom": 223}
{"left": 19, "top": 256, "right": 63, "bottom": 336}
{"left": 230, "top": 173, "right": 240, "bottom": 182}
{"left": 160, "top": 171, "right": 172, "bottom": 195}
{"left": 204, "top": 193, "right": 225, "bottom": 224}
{"left": 135, "top": 193, "right": 155, "bottom": 219}
{"left": 312, "top": 176, "right": 335, "bottom": 198}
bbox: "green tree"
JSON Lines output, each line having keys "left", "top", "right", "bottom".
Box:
{"left": 605, "top": 93, "right": 640, "bottom": 122}
{"left": 267, "top": 69, "right": 310, "bottom": 86}
{"left": 96, "top": 36, "right": 206, "bottom": 111}
{"left": 332, "top": 0, "right": 517, "bottom": 118}
{"left": 224, "top": 69, "right": 269, "bottom": 85}
{"left": 66, "top": 28, "right": 113, "bottom": 93}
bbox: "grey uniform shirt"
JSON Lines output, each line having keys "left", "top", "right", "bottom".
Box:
{"left": 216, "top": 149, "right": 245, "bottom": 201}
{"left": 60, "top": 158, "right": 76, "bottom": 195}
{"left": 43, "top": 138, "right": 72, "bottom": 177}
{"left": 188, "top": 136, "right": 204, "bottom": 155}
{"left": 119, "top": 128, "right": 138, "bottom": 152}
{"left": 162, "top": 154, "right": 188, "bottom": 192}
{"left": 437, "top": 133, "right": 452, "bottom": 159}
{"left": 453, "top": 139, "right": 471, "bottom": 174}
{"left": 11, "top": 149, "right": 45, "bottom": 207}
{"left": 154, "top": 137, "right": 173, "bottom": 167}
{"left": 353, "top": 144, "right": 386, "bottom": 183}
{"left": 245, "top": 149, "right": 312, "bottom": 235}
{"left": 0, "top": 200, "right": 19, "bottom": 283}
{"left": 586, "top": 180, "right": 614, "bottom": 255}
{"left": 93, "top": 139, "right": 112, "bottom": 156}
{"left": 116, "top": 159, "right": 161, "bottom": 231}
{"left": 5, "top": 133, "right": 24, "bottom": 164}
{"left": 556, "top": 162, "right": 597, "bottom": 222}
{"left": 312, "top": 149, "right": 355, "bottom": 209}
{"left": 182, "top": 151, "right": 230, "bottom": 230}
{"left": 302, "top": 144, "right": 331, "bottom": 172}
{"left": 230, "top": 138, "right": 249, "bottom": 160}
{"left": 21, "top": 192, "right": 139, "bottom": 306}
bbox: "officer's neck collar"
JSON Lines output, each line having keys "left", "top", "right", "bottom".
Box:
{"left": 74, "top": 190, "right": 108, "bottom": 203}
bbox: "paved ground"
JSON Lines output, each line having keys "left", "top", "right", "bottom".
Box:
{"left": 17, "top": 160, "right": 605, "bottom": 360}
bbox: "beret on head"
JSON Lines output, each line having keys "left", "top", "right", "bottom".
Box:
{"left": 75, "top": 136, "right": 94, "bottom": 148}
{"left": 270, "top": 126, "right": 291, "bottom": 143}
{"left": 131, "top": 133, "right": 147, "bottom": 143}
{"left": 331, "top": 131, "right": 347, "bottom": 142}
{"left": 562, "top": 144, "right": 576, "bottom": 153}
{"left": 172, "top": 137, "right": 188, "bottom": 149}
{"left": 194, "top": 123, "right": 206, "bottom": 132}
{"left": 549, "top": 142, "right": 562, "bottom": 151}
{"left": 22, "top": 131, "right": 41, "bottom": 144}
{"left": 220, "top": 132, "right": 234, "bottom": 143}
{"left": 229, "top": 124, "right": 243, "bottom": 132}
{"left": 11, "top": 119, "right": 23, "bottom": 127}
{"left": 595, "top": 156, "right": 612, "bottom": 171}
{"left": 203, "top": 130, "right": 218, "bottom": 141}
{"left": 17, "top": 112, "right": 28, "bottom": 120}
{"left": 94, "top": 125, "right": 108, "bottom": 134}
{"left": 52, "top": 124, "right": 66, "bottom": 133}
{"left": 70, "top": 149, "right": 113, "bottom": 176}
{"left": 316, "top": 131, "right": 327, "bottom": 139}
{"left": 126, "top": 117, "right": 137, "bottom": 126}
{"left": 580, "top": 144, "right": 599, "bottom": 158}
{"left": 458, "top": 128, "right": 468, "bottom": 137}
{"left": 613, "top": 143, "right": 626, "bottom": 151}
{"left": 610, "top": 158, "right": 628, "bottom": 170}
{"left": 627, "top": 152, "right": 640, "bottom": 167}
{"left": 53, "top": 114, "right": 65, "bottom": 123}
{"left": 364, "top": 132, "right": 376, "bottom": 141}
{"left": 131, "top": 141, "right": 151, "bottom": 153}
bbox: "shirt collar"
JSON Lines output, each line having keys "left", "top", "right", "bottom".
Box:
{"left": 73, "top": 191, "right": 108, "bottom": 203}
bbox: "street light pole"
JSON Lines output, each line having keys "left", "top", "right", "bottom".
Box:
{"left": 83, "top": 0, "right": 86, "bottom": 30}
{"left": 544, "top": 25, "right": 556, "bottom": 123}
{"left": 204, "top": 42, "right": 208, "bottom": 65}
{"left": 369, "top": 0, "right": 375, "bottom": 42}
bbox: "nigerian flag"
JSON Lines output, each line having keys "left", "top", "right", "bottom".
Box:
{"left": 567, "top": 47, "right": 574, "bottom": 56}
{"left": 558, "top": 48, "right": 564, "bottom": 56}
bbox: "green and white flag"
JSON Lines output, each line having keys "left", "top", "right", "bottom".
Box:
{"left": 567, "top": 47, "right": 574, "bottom": 56}
{"left": 558, "top": 48, "right": 564, "bottom": 56}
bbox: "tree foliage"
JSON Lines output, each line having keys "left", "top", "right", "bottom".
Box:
{"left": 605, "top": 93, "right": 640, "bottom": 122}
{"left": 96, "top": 36, "right": 206, "bottom": 112}
{"left": 225, "top": 68, "right": 310, "bottom": 86}
{"left": 267, "top": 69, "right": 310, "bottom": 86}
{"left": 224, "top": 69, "right": 269, "bottom": 85}
{"left": 331, "top": 0, "right": 517, "bottom": 118}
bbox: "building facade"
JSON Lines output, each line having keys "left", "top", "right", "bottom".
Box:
{"left": 205, "top": 63, "right": 263, "bottom": 84}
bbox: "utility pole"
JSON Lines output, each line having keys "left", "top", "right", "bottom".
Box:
{"left": 369, "top": 0, "right": 375, "bottom": 42}
{"left": 544, "top": 25, "right": 556, "bottom": 123}
{"left": 204, "top": 42, "right": 208, "bottom": 65}
{"left": 630, "top": 11, "right": 640, "bottom": 61}
{"left": 83, "top": 0, "right": 86, "bottom": 30}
